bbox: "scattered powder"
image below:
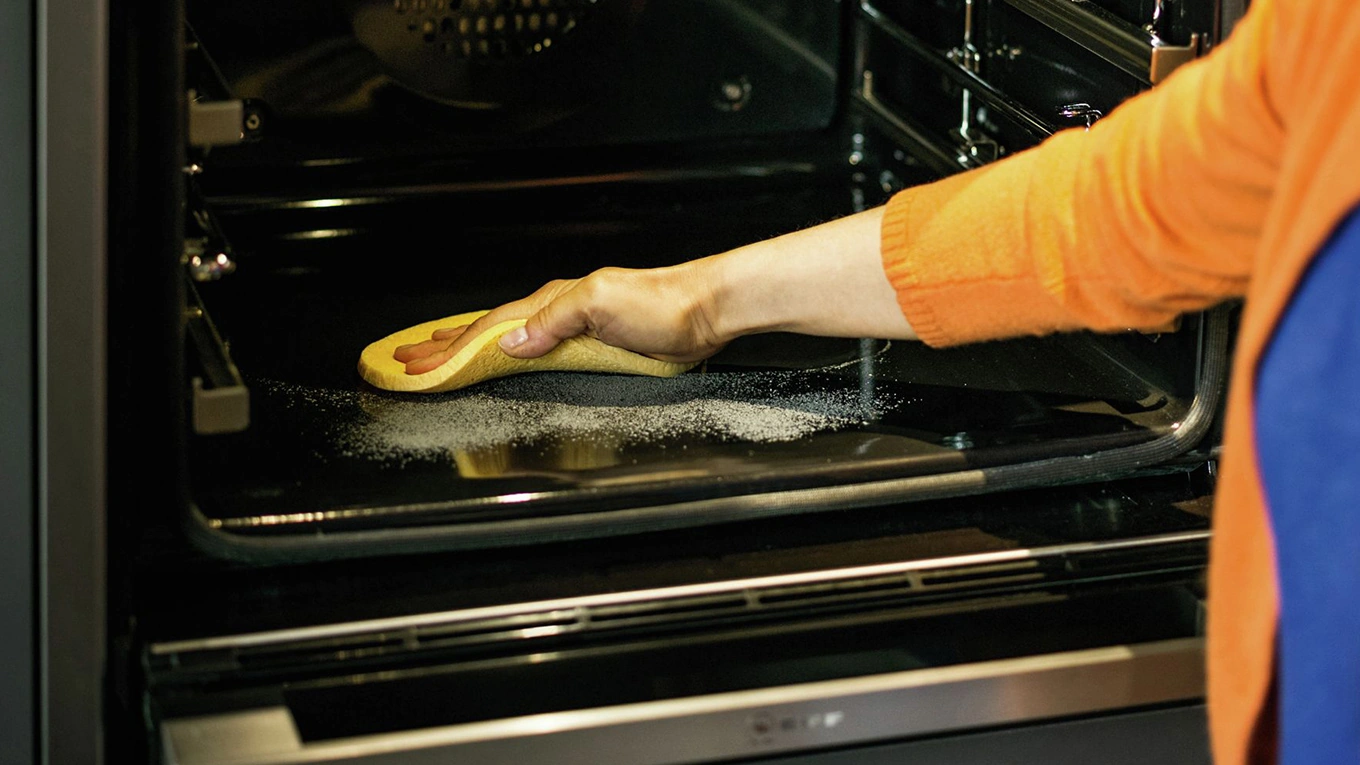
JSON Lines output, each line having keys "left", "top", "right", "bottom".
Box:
{"left": 256, "top": 367, "right": 896, "bottom": 464}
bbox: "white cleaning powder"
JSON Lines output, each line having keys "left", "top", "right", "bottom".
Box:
{"left": 258, "top": 367, "right": 896, "bottom": 464}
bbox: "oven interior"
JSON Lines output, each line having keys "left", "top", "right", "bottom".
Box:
{"left": 108, "top": 0, "right": 1229, "bottom": 761}
{"left": 162, "top": 0, "right": 1228, "bottom": 561}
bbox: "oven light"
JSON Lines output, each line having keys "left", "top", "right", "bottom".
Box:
{"left": 519, "top": 625, "right": 566, "bottom": 639}
{"left": 281, "top": 196, "right": 382, "bottom": 209}
{"left": 296, "top": 198, "right": 352, "bottom": 208}
{"left": 280, "top": 229, "right": 359, "bottom": 240}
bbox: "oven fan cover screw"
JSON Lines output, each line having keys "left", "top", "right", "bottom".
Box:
{"left": 713, "top": 76, "right": 752, "bottom": 112}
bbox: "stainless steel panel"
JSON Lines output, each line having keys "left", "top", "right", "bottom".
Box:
{"left": 39, "top": 0, "right": 108, "bottom": 760}
{"left": 162, "top": 638, "right": 1205, "bottom": 765}
{"left": 744, "top": 705, "right": 1209, "bottom": 764}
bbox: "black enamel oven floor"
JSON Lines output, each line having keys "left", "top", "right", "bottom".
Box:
{"left": 188, "top": 272, "right": 1190, "bottom": 539}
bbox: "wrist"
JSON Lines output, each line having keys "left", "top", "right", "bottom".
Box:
{"left": 692, "top": 244, "right": 779, "bottom": 345}
{"left": 680, "top": 255, "right": 732, "bottom": 348}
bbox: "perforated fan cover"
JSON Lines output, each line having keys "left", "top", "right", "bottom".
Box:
{"left": 349, "top": 0, "right": 639, "bottom": 108}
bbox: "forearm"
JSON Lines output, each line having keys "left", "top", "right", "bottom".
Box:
{"left": 421, "top": 206, "right": 917, "bottom": 368}
{"left": 699, "top": 207, "right": 917, "bottom": 343}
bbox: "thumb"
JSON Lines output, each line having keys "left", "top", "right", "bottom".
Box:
{"left": 498, "top": 295, "right": 588, "bottom": 359}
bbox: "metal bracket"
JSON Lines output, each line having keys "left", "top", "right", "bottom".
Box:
{"left": 187, "top": 90, "right": 265, "bottom": 148}
{"left": 188, "top": 96, "right": 244, "bottom": 147}
{"left": 1056, "top": 102, "right": 1104, "bottom": 130}
{"left": 1149, "top": 33, "right": 1201, "bottom": 84}
{"left": 951, "top": 128, "right": 999, "bottom": 165}
{"left": 186, "top": 285, "right": 249, "bottom": 434}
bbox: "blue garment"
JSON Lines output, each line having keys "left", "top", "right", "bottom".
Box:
{"left": 1256, "top": 205, "right": 1360, "bottom": 764}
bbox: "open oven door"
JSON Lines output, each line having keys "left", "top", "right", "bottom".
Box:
{"left": 148, "top": 476, "right": 1214, "bottom": 764}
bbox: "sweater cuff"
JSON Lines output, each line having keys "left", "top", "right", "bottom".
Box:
{"left": 880, "top": 187, "right": 951, "bottom": 347}
{"left": 877, "top": 148, "right": 1083, "bottom": 348}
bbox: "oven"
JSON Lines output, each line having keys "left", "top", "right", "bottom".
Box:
{"left": 80, "top": 0, "right": 1244, "bottom": 762}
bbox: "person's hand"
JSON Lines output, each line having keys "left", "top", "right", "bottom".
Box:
{"left": 392, "top": 263, "right": 726, "bottom": 375}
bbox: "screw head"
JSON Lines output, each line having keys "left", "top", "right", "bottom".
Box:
{"left": 712, "top": 76, "right": 752, "bottom": 112}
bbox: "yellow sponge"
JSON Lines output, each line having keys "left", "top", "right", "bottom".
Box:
{"left": 358, "top": 309, "right": 697, "bottom": 393}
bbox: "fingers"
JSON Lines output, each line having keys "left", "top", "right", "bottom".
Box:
{"left": 393, "top": 336, "right": 456, "bottom": 363}
{"left": 404, "top": 347, "right": 457, "bottom": 375}
{"left": 395, "top": 280, "right": 580, "bottom": 374}
{"left": 393, "top": 316, "right": 503, "bottom": 374}
{"left": 431, "top": 326, "right": 470, "bottom": 341}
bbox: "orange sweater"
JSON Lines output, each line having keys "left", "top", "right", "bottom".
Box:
{"left": 880, "top": 0, "right": 1360, "bottom": 762}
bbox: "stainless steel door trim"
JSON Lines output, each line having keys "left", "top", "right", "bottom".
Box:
{"left": 160, "top": 637, "right": 1205, "bottom": 765}
{"left": 151, "top": 530, "right": 1208, "bottom": 656}
{"left": 39, "top": 0, "right": 108, "bottom": 759}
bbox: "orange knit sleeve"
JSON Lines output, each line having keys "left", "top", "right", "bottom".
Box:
{"left": 881, "top": 0, "right": 1283, "bottom": 347}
